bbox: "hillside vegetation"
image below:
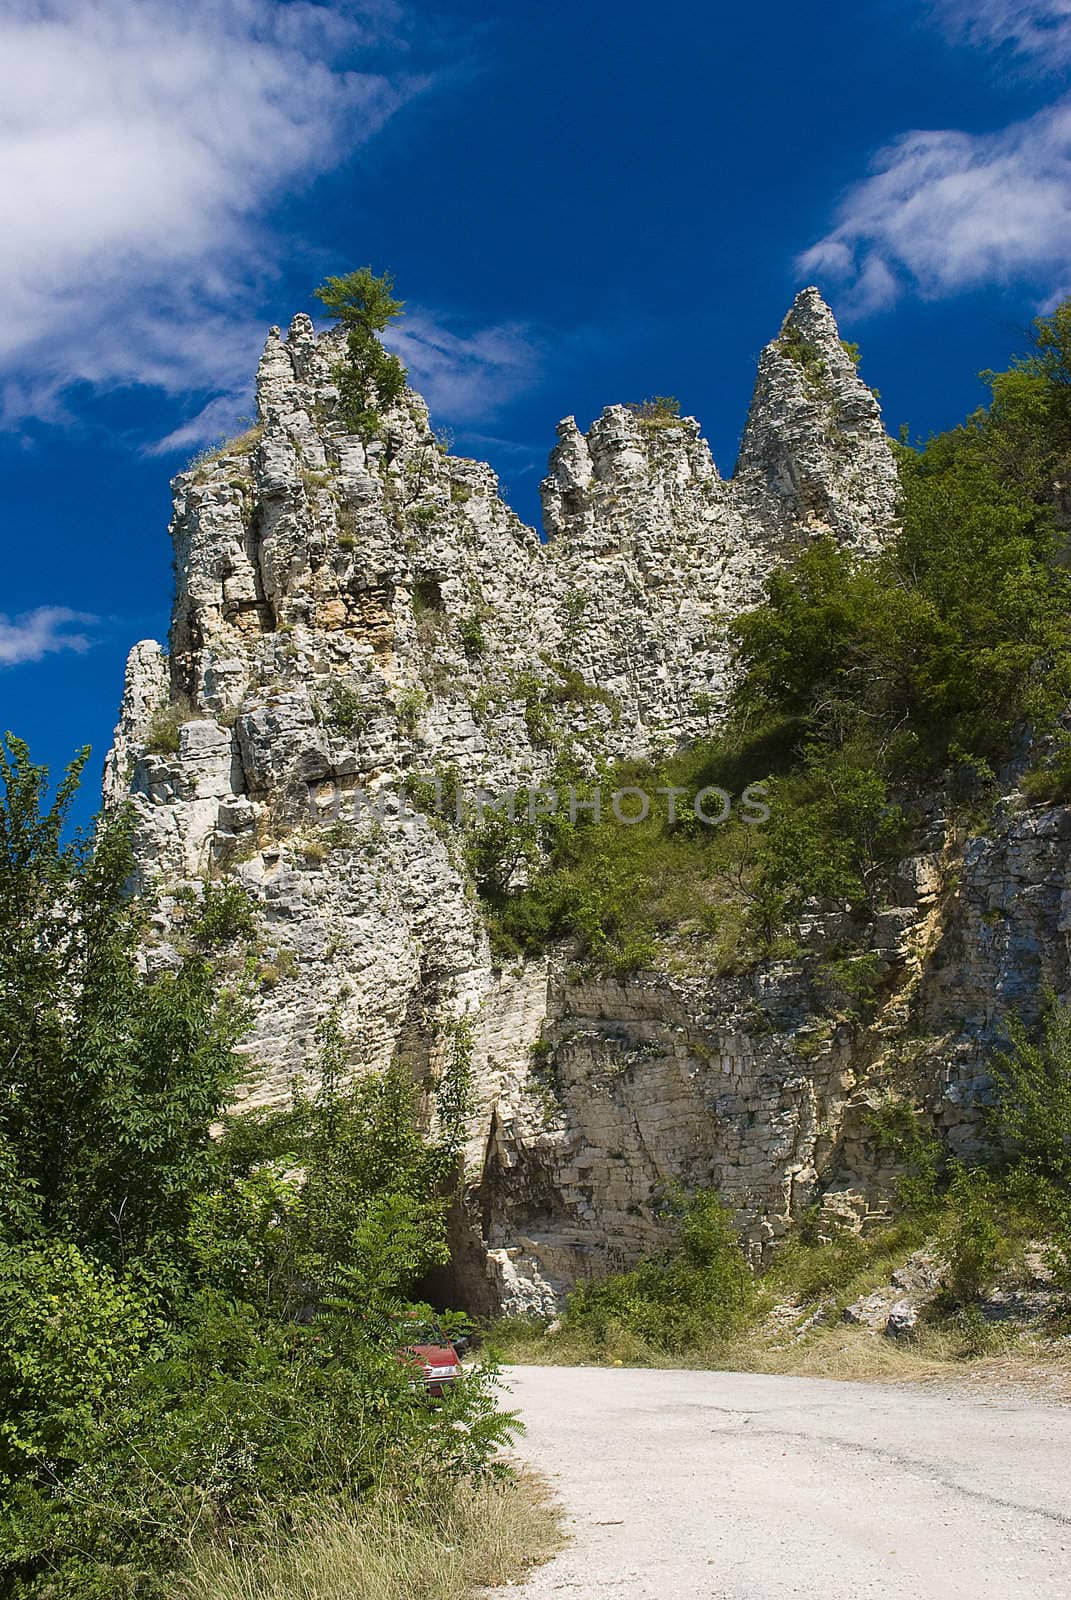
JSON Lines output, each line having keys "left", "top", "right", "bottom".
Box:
{"left": 476, "top": 304, "right": 1071, "bottom": 976}
{"left": 0, "top": 738, "right": 547, "bottom": 1598}
{"left": 486, "top": 305, "right": 1071, "bottom": 1370}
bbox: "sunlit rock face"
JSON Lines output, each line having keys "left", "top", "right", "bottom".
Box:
{"left": 112, "top": 286, "right": 1018, "bottom": 1316}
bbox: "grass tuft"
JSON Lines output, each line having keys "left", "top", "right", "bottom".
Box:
{"left": 179, "top": 1475, "right": 563, "bottom": 1600}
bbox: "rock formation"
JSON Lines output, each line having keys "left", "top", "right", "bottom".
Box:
{"left": 106, "top": 287, "right": 1066, "bottom": 1315}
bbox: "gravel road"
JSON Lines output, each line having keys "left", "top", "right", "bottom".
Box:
{"left": 501, "top": 1365, "right": 1071, "bottom": 1599}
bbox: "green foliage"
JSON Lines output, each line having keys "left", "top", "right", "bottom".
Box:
{"left": 561, "top": 1191, "right": 756, "bottom": 1353}
{"left": 933, "top": 997, "right": 1071, "bottom": 1314}
{"left": 145, "top": 696, "right": 200, "bottom": 756}
{"left": 0, "top": 741, "right": 514, "bottom": 1597}
{"left": 463, "top": 807, "right": 540, "bottom": 904}
{"left": 937, "top": 1167, "right": 1018, "bottom": 1304}
{"left": 778, "top": 324, "right": 827, "bottom": 385}
{"left": 989, "top": 999, "right": 1071, "bottom": 1186}
{"left": 411, "top": 578, "right": 443, "bottom": 620}
{"left": 512, "top": 661, "right": 621, "bottom": 750}
{"left": 483, "top": 729, "right": 783, "bottom": 971}
{"left": 764, "top": 1213, "right": 930, "bottom": 1307}
{"left": 318, "top": 680, "right": 366, "bottom": 739}
{"left": 864, "top": 1099, "right": 943, "bottom": 1213}
{"left": 314, "top": 268, "right": 407, "bottom": 439}
{"left": 1020, "top": 733, "right": 1071, "bottom": 803}
{"left": 458, "top": 613, "right": 486, "bottom": 659}
{"left": 625, "top": 396, "right": 682, "bottom": 430}
{"left": 395, "top": 686, "right": 426, "bottom": 734}
{"left": 737, "top": 307, "right": 1071, "bottom": 778}
{"left": 0, "top": 737, "right": 250, "bottom": 1262}
{"left": 192, "top": 882, "right": 257, "bottom": 950}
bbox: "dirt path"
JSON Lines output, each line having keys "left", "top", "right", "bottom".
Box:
{"left": 501, "top": 1365, "right": 1071, "bottom": 1598}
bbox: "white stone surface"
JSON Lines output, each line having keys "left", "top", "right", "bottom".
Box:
{"left": 105, "top": 289, "right": 1066, "bottom": 1311}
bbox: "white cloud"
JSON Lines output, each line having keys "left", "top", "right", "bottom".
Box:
{"left": 799, "top": 98, "right": 1071, "bottom": 313}
{"left": 934, "top": 0, "right": 1071, "bottom": 69}
{"left": 0, "top": 606, "right": 97, "bottom": 666}
{"left": 0, "top": 0, "right": 426, "bottom": 433}
{"left": 384, "top": 313, "right": 542, "bottom": 423}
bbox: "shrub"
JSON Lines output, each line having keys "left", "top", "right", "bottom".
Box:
{"left": 938, "top": 1167, "right": 1018, "bottom": 1304}
{"left": 989, "top": 999, "right": 1071, "bottom": 1186}
{"left": 145, "top": 695, "right": 201, "bottom": 756}
{"left": 778, "top": 324, "right": 827, "bottom": 384}
{"left": 319, "top": 680, "right": 366, "bottom": 739}
{"left": 1020, "top": 734, "right": 1071, "bottom": 803}
{"left": 864, "top": 1099, "right": 943, "bottom": 1213}
{"left": 625, "top": 395, "right": 681, "bottom": 430}
{"left": 562, "top": 1191, "right": 757, "bottom": 1354}
{"left": 0, "top": 740, "right": 515, "bottom": 1597}
{"left": 191, "top": 881, "right": 257, "bottom": 949}
{"left": 395, "top": 686, "right": 426, "bottom": 734}
{"left": 458, "top": 614, "right": 486, "bottom": 659}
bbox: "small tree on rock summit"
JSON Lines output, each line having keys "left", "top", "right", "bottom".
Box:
{"left": 314, "top": 267, "right": 407, "bottom": 439}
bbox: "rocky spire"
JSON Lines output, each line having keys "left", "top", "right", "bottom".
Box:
{"left": 734, "top": 285, "right": 899, "bottom": 555}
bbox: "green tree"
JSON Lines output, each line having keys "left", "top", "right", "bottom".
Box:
{"left": 0, "top": 736, "right": 249, "bottom": 1264}
{"left": 314, "top": 267, "right": 407, "bottom": 438}
{"left": 0, "top": 740, "right": 513, "bottom": 1597}
{"left": 990, "top": 999, "right": 1071, "bottom": 1187}
{"left": 733, "top": 304, "right": 1071, "bottom": 777}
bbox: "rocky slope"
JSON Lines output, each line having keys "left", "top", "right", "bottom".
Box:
{"left": 106, "top": 287, "right": 1066, "bottom": 1315}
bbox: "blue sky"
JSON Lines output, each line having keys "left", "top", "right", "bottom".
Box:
{"left": 3, "top": 0, "right": 1070, "bottom": 826}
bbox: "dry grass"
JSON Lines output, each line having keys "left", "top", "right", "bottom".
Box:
{"left": 178, "top": 1473, "right": 564, "bottom": 1600}
{"left": 489, "top": 1315, "right": 1071, "bottom": 1399}
{"left": 187, "top": 424, "right": 265, "bottom": 476}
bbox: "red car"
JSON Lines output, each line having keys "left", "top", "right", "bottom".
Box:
{"left": 399, "top": 1317, "right": 465, "bottom": 1396}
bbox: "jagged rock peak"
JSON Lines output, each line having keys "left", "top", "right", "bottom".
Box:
{"left": 734, "top": 285, "right": 899, "bottom": 556}
{"left": 104, "top": 286, "right": 911, "bottom": 1315}
{"left": 779, "top": 283, "right": 846, "bottom": 353}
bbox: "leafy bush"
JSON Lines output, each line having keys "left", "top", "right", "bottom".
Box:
{"left": 735, "top": 305, "right": 1071, "bottom": 778}
{"left": 561, "top": 1191, "right": 757, "bottom": 1354}
{"left": 937, "top": 1167, "right": 1019, "bottom": 1304}
{"left": 1020, "top": 734, "right": 1071, "bottom": 804}
{"left": 0, "top": 739, "right": 514, "bottom": 1598}
{"left": 625, "top": 396, "right": 682, "bottom": 430}
{"left": 458, "top": 614, "right": 486, "bottom": 659}
{"left": 989, "top": 999, "right": 1071, "bottom": 1186}
{"left": 319, "top": 680, "right": 367, "bottom": 739}
{"left": 778, "top": 324, "right": 826, "bottom": 383}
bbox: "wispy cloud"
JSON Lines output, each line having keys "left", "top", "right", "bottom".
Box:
{"left": 385, "top": 313, "right": 542, "bottom": 423}
{"left": 933, "top": 0, "right": 1071, "bottom": 70}
{"left": 0, "top": 0, "right": 429, "bottom": 436}
{"left": 801, "top": 2, "right": 1071, "bottom": 314}
{"left": 800, "top": 99, "right": 1071, "bottom": 313}
{"left": 0, "top": 607, "right": 97, "bottom": 666}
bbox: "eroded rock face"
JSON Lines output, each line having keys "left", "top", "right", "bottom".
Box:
{"left": 734, "top": 286, "right": 899, "bottom": 557}
{"left": 106, "top": 285, "right": 1055, "bottom": 1315}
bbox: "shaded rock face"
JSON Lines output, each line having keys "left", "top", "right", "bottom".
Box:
{"left": 107, "top": 286, "right": 1065, "bottom": 1314}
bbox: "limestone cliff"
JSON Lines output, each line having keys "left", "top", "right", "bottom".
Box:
{"left": 107, "top": 287, "right": 1063, "bottom": 1315}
